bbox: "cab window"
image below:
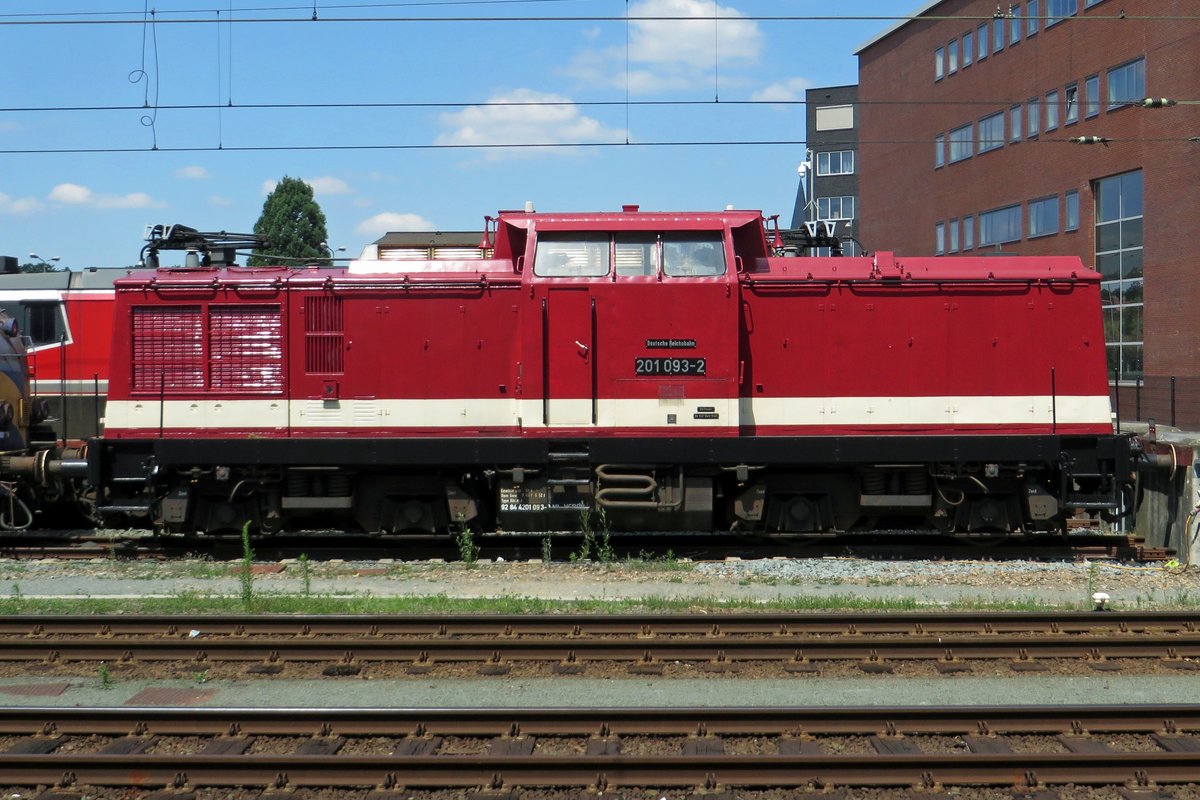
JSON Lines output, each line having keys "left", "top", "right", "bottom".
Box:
{"left": 614, "top": 234, "right": 658, "bottom": 277}
{"left": 662, "top": 234, "right": 726, "bottom": 277}
{"left": 534, "top": 234, "right": 610, "bottom": 277}
{"left": 0, "top": 301, "right": 65, "bottom": 346}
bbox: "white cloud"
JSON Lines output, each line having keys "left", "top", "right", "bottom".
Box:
{"left": 208, "top": 195, "right": 235, "bottom": 207}
{"left": 96, "top": 192, "right": 158, "bottom": 209}
{"left": 306, "top": 176, "right": 352, "bottom": 196}
{"left": 355, "top": 213, "right": 436, "bottom": 237}
{"left": 260, "top": 179, "right": 278, "bottom": 195}
{"left": 436, "top": 88, "right": 625, "bottom": 159}
{"left": 567, "top": 0, "right": 762, "bottom": 94}
{"left": 750, "top": 77, "right": 814, "bottom": 103}
{"left": 48, "top": 183, "right": 162, "bottom": 209}
{"left": 49, "top": 183, "right": 93, "bottom": 204}
{"left": 175, "top": 166, "right": 212, "bottom": 180}
{"left": 0, "top": 192, "right": 42, "bottom": 214}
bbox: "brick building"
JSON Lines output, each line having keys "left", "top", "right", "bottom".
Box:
{"left": 855, "top": 0, "right": 1199, "bottom": 425}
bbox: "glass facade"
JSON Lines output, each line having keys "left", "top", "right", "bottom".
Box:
{"left": 1095, "top": 170, "right": 1143, "bottom": 379}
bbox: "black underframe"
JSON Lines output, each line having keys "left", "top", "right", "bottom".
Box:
{"left": 91, "top": 434, "right": 1132, "bottom": 483}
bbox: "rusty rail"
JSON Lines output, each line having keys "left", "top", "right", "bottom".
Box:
{"left": 2, "top": 706, "right": 1200, "bottom": 792}
{"left": 2, "top": 612, "right": 1200, "bottom": 671}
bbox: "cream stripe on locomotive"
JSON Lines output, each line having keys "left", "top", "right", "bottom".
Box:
{"left": 103, "top": 394, "right": 1112, "bottom": 432}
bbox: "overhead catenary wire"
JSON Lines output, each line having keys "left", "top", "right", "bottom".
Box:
{"left": 0, "top": 136, "right": 1191, "bottom": 156}
{"left": 2, "top": 12, "right": 1199, "bottom": 25}
{"left": 0, "top": 97, "right": 1195, "bottom": 114}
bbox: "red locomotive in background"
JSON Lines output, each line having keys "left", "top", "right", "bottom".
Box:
{"left": 86, "top": 206, "right": 1130, "bottom": 536}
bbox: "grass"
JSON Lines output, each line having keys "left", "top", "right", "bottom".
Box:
{"left": 4, "top": 587, "right": 1199, "bottom": 616}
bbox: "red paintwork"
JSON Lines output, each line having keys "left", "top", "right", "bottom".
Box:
{"left": 102, "top": 209, "right": 1113, "bottom": 439}
{"left": 20, "top": 292, "right": 115, "bottom": 393}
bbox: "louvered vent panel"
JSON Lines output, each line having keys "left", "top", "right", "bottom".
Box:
{"left": 131, "top": 306, "right": 204, "bottom": 392}
{"left": 304, "top": 295, "right": 344, "bottom": 374}
{"left": 209, "top": 305, "right": 283, "bottom": 392}
{"left": 431, "top": 246, "right": 484, "bottom": 260}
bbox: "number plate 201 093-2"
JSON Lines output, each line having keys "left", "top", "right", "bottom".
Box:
{"left": 634, "top": 357, "right": 707, "bottom": 376}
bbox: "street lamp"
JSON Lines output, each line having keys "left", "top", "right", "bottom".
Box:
{"left": 796, "top": 148, "right": 815, "bottom": 224}
{"left": 320, "top": 242, "right": 346, "bottom": 263}
{"left": 28, "top": 252, "right": 60, "bottom": 270}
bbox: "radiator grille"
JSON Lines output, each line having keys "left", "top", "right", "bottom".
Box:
{"left": 131, "top": 306, "right": 204, "bottom": 392}
{"left": 304, "top": 295, "right": 344, "bottom": 374}
{"left": 131, "top": 304, "right": 283, "bottom": 394}
{"left": 209, "top": 305, "right": 283, "bottom": 391}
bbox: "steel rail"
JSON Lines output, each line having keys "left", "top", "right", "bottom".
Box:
{"left": 4, "top": 633, "right": 1200, "bottom": 664}
{"left": 5, "top": 752, "right": 1200, "bottom": 789}
{"left": 3, "top": 705, "right": 1200, "bottom": 736}
{"left": 4, "top": 707, "right": 1200, "bottom": 790}
{"left": 1, "top": 610, "right": 1197, "bottom": 636}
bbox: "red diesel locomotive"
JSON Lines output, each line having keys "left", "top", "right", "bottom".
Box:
{"left": 88, "top": 207, "right": 1130, "bottom": 536}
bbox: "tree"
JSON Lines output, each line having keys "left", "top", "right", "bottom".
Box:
{"left": 248, "top": 176, "right": 330, "bottom": 266}
{"left": 19, "top": 261, "right": 66, "bottom": 273}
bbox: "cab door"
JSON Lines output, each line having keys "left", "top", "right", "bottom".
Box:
{"left": 543, "top": 287, "right": 594, "bottom": 426}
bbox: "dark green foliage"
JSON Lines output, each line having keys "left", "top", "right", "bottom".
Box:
{"left": 248, "top": 176, "right": 330, "bottom": 266}
{"left": 19, "top": 262, "right": 66, "bottom": 273}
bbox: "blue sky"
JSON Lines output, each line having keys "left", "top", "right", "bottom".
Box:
{"left": 1, "top": 1, "right": 891, "bottom": 267}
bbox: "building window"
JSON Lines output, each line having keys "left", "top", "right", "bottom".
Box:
{"left": 1064, "top": 83, "right": 1079, "bottom": 124}
{"left": 1045, "top": 90, "right": 1060, "bottom": 130}
{"left": 1010, "top": 5, "right": 1022, "bottom": 43}
{"left": 1085, "top": 74, "right": 1100, "bottom": 117}
{"left": 963, "top": 215, "right": 975, "bottom": 250}
{"left": 979, "top": 205, "right": 1022, "bottom": 246}
{"left": 1010, "top": 105, "right": 1022, "bottom": 141}
{"left": 1027, "top": 97, "right": 1040, "bottom": 137}
{"left": 935, "top": 134, "right": 945, "bottom": 168}
{"left": 1029, "top": 196, "right": 1059, "bottom": 238}
{"left": 1107, "top": 58, "right": 1146, "bottom": 110}
{"left": 948, "top": 40, "right": 959, "bottom": 74}
{"left": 935, "top": 47, "right": 945, "bottom": 80}
{"left": 1027, "top": 0, "right": 1040, "bottom": 35}
{"left": 816, "top": 150, "right": 855, "bottom": 176}
{"left": 993, "top": 19, "right": 1004, "bottom": 52}
{"left": 1084, "top": 0, "right": 1105, "bottom": 6}
{"left": 1047, "top": 0, "right": 1078, "bottom": 26}
{"left": 817, "top": 196, "right": 855, "bottom": 220}
{"left": 979, "top": 112, "right": 1004, "bottom": 153}
{"left": 1096, "top": 170, "right": 1143, "bottom": 379}
{"left": 977, "top": 24, "right": 989, "bottom": 60}
{"left": 948, "top": 219, "right": 960, "bottom": 253}
{"left": 935, "top": 222, "right": 946, "bottom": 255}
{"left": 963, "top": 31, "right": 974, "bottom": 66}
{"left": 948, "top": 124, "right": 973, "bottom": 162}
{"left": 1065, "top": 190, "right": 1079, "bottom": 231}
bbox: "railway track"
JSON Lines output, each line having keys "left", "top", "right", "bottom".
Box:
{"left": 2, "top": 705, "right": 1199, "bottom": 796}
{"left": 4, "top": 612, "right": 1200, "bottom": 673}
{"left": 0, "top": 529, "right": 1173, "bottom": 562}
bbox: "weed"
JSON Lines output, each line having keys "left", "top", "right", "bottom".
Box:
{"left": 98, "top": 662, "right": 112, "bottom": 690}
{"left": 574, "top": 508, "right": 596, "bottom": 562}
{"left": 239, "top": 520, "right": 255, "bottom": 611}
{"left": 9, "top": 582, "right": 20, "bottom": 600}
{"left": 455, "top": 516, "right": 479, "bottom": 564}
{"left": 193, "top": 670, "right": 209, "bottom": 685}
{"left": 299, "top": 552, "right": 312, "bottom": 597}
{"left": 541, "top": 536, "right": 553, "bottom": 565}
{"left": 624, "top": 550, "right": 692, "bottom": 572}
{"left": 596, "top": 508, "right": 616, "bottom": 563}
